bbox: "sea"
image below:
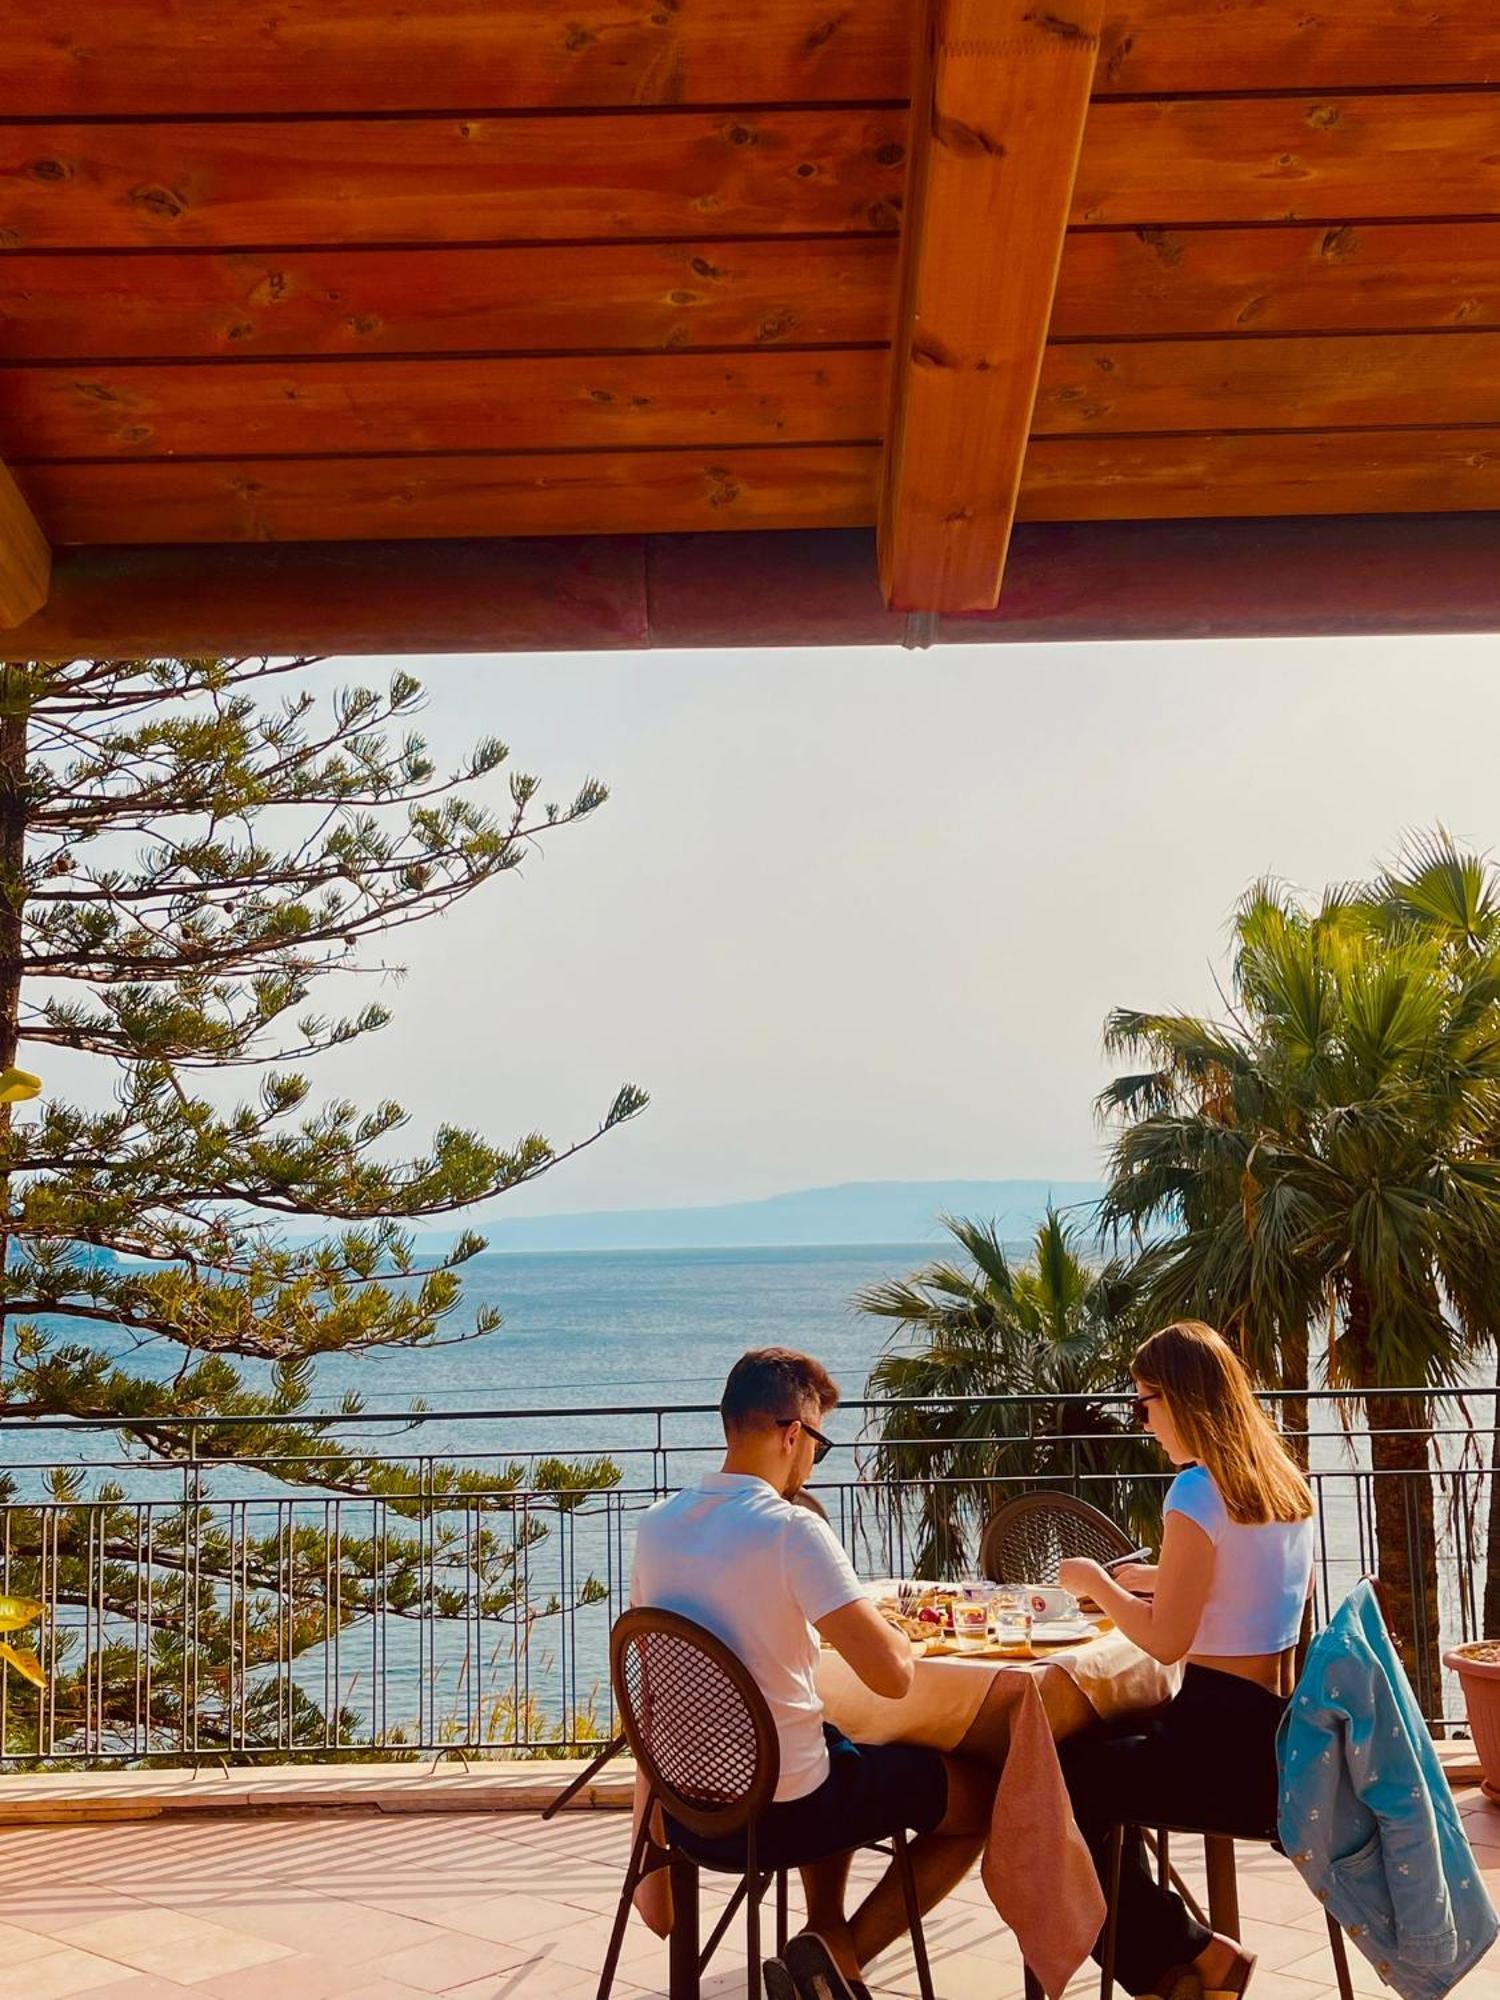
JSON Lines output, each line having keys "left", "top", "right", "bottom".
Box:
{"left": 1, "top": 1245, "right": 1473, "bottom": 1743}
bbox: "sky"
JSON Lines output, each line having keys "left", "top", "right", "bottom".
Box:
{"left": 261, "top": 633, "right": 1500, "bottom": 1218}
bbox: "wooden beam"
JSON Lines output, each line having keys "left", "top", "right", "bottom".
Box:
{"left": 1033, "top": 331, "right": 1500, "bottom": 436}
{"left": 17, "top": 446, "right": 879, "bottom": 545}
{"left": 1050, "top": 220, "right": 1500, "bottom": 340}
{"left": 1095, "top": 0, "right": 1500, "bottom": 95}
{"left": 9, "top": 95, "right": 1500, "bottom": 253}
{"left": 8, "top": 219, "right": 1498, "bottom": 368}
{"left": 7, "top": 2, "right": 914, "bottom": 116}
{"left": 878, "top": 0, "right": 1104, "bottom": 613}
{"left": 0, "top": 240, "right": 897, "bottom": 362}
{"left": 0, "top": 111, "right": 907, "bottom": 251}
{"left": 9, "top": 2, "right": 1500, "bottom": 116}
{"left": 1073, "top": 93, "right": 1500, "bottom": 227}
{"left": 1018, "top": 429, "right": 1500, "bottom": 521}
{"left": 0, "top": 350, "right": 884, "bottom": 460}
{"left": 0, "top": 461, "right": 49, "bottom": 629}
{"left": 11, "top": 515, "right": 1500, "bottom": 658}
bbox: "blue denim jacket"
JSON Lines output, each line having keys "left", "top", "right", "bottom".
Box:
{"left": 1277, "top": 1581, "right": 1497, "bottom": 2000}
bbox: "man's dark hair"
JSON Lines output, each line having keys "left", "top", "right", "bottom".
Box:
{"left": 720, "top": 1347, "right": 841, "bottom": 1436}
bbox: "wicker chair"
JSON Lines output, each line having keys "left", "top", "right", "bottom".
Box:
{"left": 1096, "top": 1595, "right": 1354, "bottom": 2000}
{"left": 979, "top": 1491, "right": 1138, "bottom": 1585}
{"left": 599, "top": 1606, "right": 936, "bottom": 2000}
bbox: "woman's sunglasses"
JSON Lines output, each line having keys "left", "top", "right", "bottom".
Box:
{"left": 1131, "top": 1392, "right": 1160, "bottom": 1428}
{"left": 776, "top": 1416, "right": 834, "bottom": 1464}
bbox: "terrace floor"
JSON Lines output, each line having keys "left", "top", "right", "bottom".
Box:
{"left": 0, "top": 1776, "right": 1497, "bottom": 2000}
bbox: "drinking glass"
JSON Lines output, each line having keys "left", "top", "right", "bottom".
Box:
{"left": 952, "top": 1599, "right": 989, "bottom": 1653}
{"left": 990, "top": 1587, "right": 1033, "bottom": 1657}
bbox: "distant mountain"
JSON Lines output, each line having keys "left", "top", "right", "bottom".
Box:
{"left": 440, "top": 1179, "right": 1103, "bottom": 1254}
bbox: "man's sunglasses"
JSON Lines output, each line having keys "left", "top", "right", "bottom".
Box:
{"left": 776, "top": 1416, "right": 834, "bottom": 1465}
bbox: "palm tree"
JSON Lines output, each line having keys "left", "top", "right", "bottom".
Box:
{"left": 1100, "top": 843, "right": 1500, "bottom": 1704}
{"left": 857, "top": 1210, "right": 1157, "bottom": 1579}
{"left": 1365, "top": 834, "right": 1500, "bottom": 1643}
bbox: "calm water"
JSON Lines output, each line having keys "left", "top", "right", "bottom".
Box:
{"left": 0, "top": 1245, "right": 1480, "bottom": 1743}
{"left": 4, "top": 1243, "right": 949, "bottom": 1486}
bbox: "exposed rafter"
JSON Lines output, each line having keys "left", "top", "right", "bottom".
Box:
{"left": 878, "top": 0, "right": 1104, "bottom": 613}
{"left": 0, "top": 463, "right": 50, "bottom": 632}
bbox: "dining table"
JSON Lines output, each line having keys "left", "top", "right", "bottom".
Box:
{"left": 630, "top": 1610, "right": 1242, "bottom": 2000}
{"left": 815, "top": 1615, "right": 1185, "bottom": 1998}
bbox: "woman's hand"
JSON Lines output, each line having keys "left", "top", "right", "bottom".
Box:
{"left": 1058, "top": 1557, "right": 1109, "bottom": 1602}
{"left": 1110, "top": 1563, "right": 1159, "bottom": 1596}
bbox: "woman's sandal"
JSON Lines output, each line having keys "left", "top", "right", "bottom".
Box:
{"left": 1143, "top": 1964, "right": 1205, "bottom": 2000}
{"left": 1202, "top": 1944, "right": 1258, "bottom": 2000}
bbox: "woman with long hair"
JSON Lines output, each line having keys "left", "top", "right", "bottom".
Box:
{"left": 1057, "top": 1320, "right": 1315, "bottom": 2000}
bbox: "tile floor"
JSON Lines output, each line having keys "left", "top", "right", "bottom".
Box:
{"left": 0, "top": 1791, "right": 1496, "bottom": 2000}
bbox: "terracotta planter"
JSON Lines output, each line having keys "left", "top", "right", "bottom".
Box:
{"left": 1445, "top": 1642, "right": 1500, "bottom": 1804}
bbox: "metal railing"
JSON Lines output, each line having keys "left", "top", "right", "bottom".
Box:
{"left": 0, "top": 1387, "right": 1493, "bottom": 1765}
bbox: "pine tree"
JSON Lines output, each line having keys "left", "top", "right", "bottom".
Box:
{"left": 0, "top": 654, "right": 645, "bottom": 1757}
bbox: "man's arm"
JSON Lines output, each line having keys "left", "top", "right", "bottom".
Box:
{"left": 815, "top": 1598, "right": 916, "bottom": 1699}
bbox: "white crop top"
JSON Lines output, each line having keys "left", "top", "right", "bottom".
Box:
{"left": 1164, "top": 1462, "right": 1315, "bottom": 1655}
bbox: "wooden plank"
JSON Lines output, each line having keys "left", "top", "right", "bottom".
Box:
{"left": 0, "top": 240, "right": 898, "bottom": 362}
{"left": 7, "top": 2, "right": 916, "bottom": 116}
{"left": 879, "top": 0, "right": 1103, "bottom": 613}
{"left": 10, "top": 2, "right": 1500, "bottom": 117}
{"left": 0, "top": 111, "right": 908, "bottom": 252}
{"left": 8, "top": 94, "right": 1498, "bottom": 255}
{"left": 1051, "top": 221, "right": 1500, "bottom": 339}
{"left": 0, "top": 351, "right": 884, "bottom": 461}
{"left": 1033, "top": 331, "right": 1500, "bottom": 436}
{"left": 1018, "top": 429, "right": 1500, "bottom": 520}
{"left": 8, "top": 221, "right": 1493, "bottom": 366}
{"left": 1095, "top": 1, "right": 1500, "bottom": 95}
{"left": 0, "top": 460, "right": 50, "bottom": 627}
{"left": 14, "top": 446, "right": 880, "bottom": 544}
{"left": 16, "top": 516, "right": 1500, "bottom": 660}
{"left": 1073, "top": 93, "right": 1500, "bottom": 227}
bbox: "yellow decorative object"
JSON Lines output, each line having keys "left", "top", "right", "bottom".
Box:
{"left": 0, "top": 1067, "right": 40, "bottom": 1103}
{"left": 0, "top": 1593, "right": 44, "bottom": 1633}
{"left": 0, "top": 1642, "right": 44, "bottom": 1689}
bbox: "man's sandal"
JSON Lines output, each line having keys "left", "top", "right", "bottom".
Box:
{"left": 781, "top": 1931, "right": 866, "bottom": 2000}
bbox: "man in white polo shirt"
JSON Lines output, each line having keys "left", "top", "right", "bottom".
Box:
{"left": 631, "top": 1347, "right": 990, "bottom": 2000}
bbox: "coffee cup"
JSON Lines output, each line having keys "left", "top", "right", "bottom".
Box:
{"left": 1023, "top": 1584, "right": 1078, "bottom": 1622}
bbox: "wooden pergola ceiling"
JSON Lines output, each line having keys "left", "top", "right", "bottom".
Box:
{"left": 4, "top": 0, "right": 1500, "bottom": 654}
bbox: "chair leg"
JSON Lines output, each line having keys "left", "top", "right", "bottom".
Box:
{"left": 1140, "top": 1830, "right": 1209, "bottom": 1931}
{"left": 892, "top": 1828, "right": 936, "bottom": 2000}
{"left": 668, "top": 1850, "right": 702, "bottom": 2000}
{"left": 1327, "top": 1913, "right": 1357, "bottom": 2000}
{"left": 701, "top": 1876, "right": 751, "bottom": 1970}
{"left": 1099, "top": 1824, "right": 1124, "bottom": 2000}
{"left": 1203, "top": 1836, "right": 1240, "bottom": 1938}
{"left": 596, "top": 1806, "right": 654, "bottom": 2000}
{"left": 775, "top": 1869, "right": 789, "bottom": 1954}
{"left": 745, "top": 1831, "right": 762, "bottom": 2000}
{"left": 543, "top": 1732, "right": 629, "bottom": 1821}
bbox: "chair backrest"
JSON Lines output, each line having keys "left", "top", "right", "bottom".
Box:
{"left": 787, "top": 1486, "right": 830, "bottom": 1525}
{"left": 979, "top": 1492, "right": 1137, "bottom": 1584}
{"left": 610, "top": 1606, "right": 780, "bottom": 1839}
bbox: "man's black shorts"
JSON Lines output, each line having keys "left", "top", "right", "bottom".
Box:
{"left": 669, "top": 1724, "right": 948, "bottom": 1871}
